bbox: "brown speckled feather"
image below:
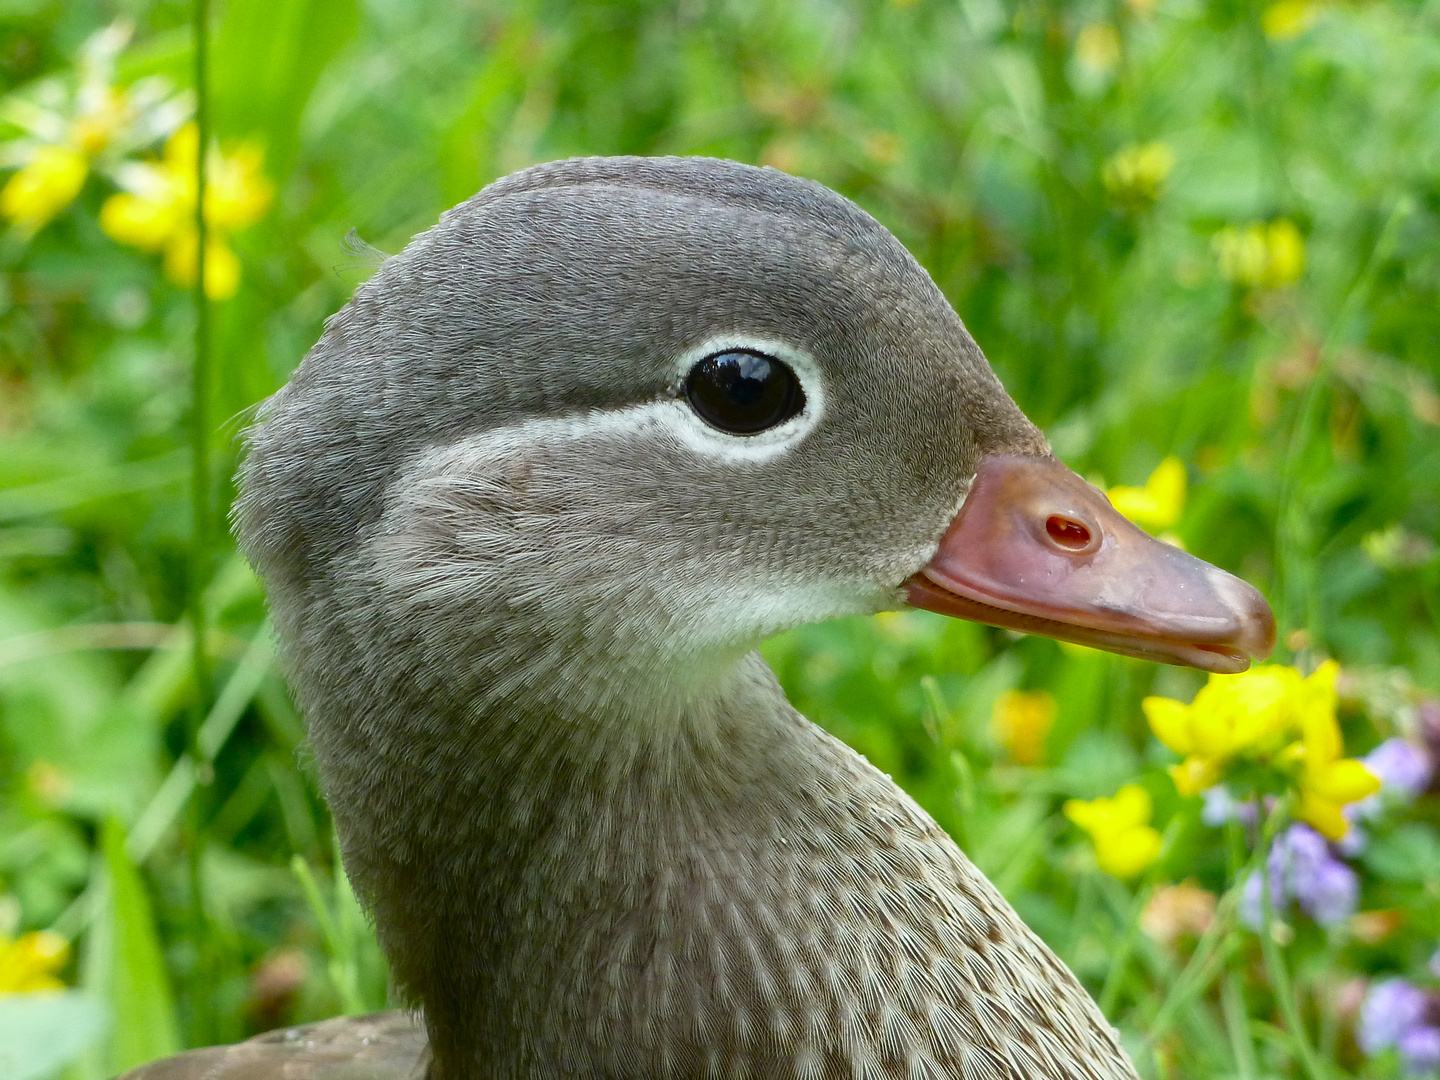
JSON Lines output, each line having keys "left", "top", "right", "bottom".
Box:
{"left": 117, "top": 1014, "right": 428, "bottom": 1080}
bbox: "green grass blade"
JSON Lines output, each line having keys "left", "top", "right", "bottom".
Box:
{"left": 98, "top": 819, "right": 180, "bottom": 1074}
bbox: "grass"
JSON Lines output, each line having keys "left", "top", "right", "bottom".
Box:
{"left": 0, "top": 0, "right": 1437, "bottom": 1077}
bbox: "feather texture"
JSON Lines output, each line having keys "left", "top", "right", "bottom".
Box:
{"left": 117, "top": 157, "right": 1143, "bottom": 1079}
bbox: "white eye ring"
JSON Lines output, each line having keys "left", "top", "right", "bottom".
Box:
{"left": 664, "top": 335, "right": 825, "bottom": 462}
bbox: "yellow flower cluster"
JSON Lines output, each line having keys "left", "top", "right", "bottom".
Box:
{"left": 1107, "top": 457, "right": 1186, "bottom": 532}
{"left": 0, "top": 929, "right": 68, "bottom": 994}
{"left": 1103, "top": 142, "right": 1174, "bottom": 207}
{"left": 1065, "top": 784, "right": 1163, "bottom": 878}
{"left": 101, "top": 123, "right": 272, "bottom": 299}
{"left": 1145, "top": 660, "right": 1379, "bottom": 839}
{"left": 0, "top": 24, "right": 269, "bottom": 300}
{"left": 992, "top": 689, "right": 1056, "bottom": 766}
{"left": 0, "top": 22, "right": 187, "bottom": 235}
{"left": 1214, "top": 219, "right": 1306, "bottom": 290}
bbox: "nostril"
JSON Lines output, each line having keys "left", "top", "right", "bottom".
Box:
{"left": 1046, "top": 515, "right": 1093, "bottom": 550}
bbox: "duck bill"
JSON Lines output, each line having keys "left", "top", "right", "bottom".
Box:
{"left": 906, "top": 454, "right": 1276, "bottom": 674}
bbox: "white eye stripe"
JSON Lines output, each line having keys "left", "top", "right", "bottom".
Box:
{"left": 435, "top": 395, "right": 814, "bottom": 473}
{"left": 418, "top": 338, "right": 826, "bottom": 471}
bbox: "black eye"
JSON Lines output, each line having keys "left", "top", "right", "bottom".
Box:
{"left": 684, "top": 350, "right": 806, "bottom": 435}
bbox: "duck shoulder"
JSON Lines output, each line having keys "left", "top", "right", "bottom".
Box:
{"left": 115, "top": 1012, "right": 428, "bottom": 1080}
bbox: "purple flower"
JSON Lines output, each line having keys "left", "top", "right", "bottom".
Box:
{"left": 1336, "top": 821, "right": 1368, "bottom": 858}
{"left": 1239, "top": 870, "right": 1267, "bottom": 930}
{"left": 1360, "top": 979, "right": 1440, "bottom": 1076}
{"left": 1367, "top": 739, "right": 1433, "bottom": 795}
{"left": 1240, "top": 824, "right": 1358, "bottom": 929}
{"left": 1201, "top": 785, "right": 1257, "bottom": 827}
{"left": 1359, "top": 979, "right": 1430, "bottom": 1056}
{"left": 1351, "top": 738, "right": 1433, "bottom": 821}
{"left": 1278, "top": 822, "right": 1330, "bottom": 877}
{"left": 1303, "top": 858, "right": 1359, "bottom": 926}
{"left": 1400, "top": 1026, "right": 1440, "bottom": 1075}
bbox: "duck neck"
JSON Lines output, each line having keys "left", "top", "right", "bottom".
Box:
{"left": 316, "top": 647, "right": 885, "bottom": 1078}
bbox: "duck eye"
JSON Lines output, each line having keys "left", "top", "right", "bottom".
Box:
{"left": 684, "top": 350, "right": 806, "bottom": 435}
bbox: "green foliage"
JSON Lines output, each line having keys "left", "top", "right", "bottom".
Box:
{"left": 0, "top": 0, "right": 1437, "bottom": 1078}
{"left": 90, "top": 818, "right": 179, "bottom": 1075}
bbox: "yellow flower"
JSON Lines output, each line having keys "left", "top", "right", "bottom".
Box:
{"left": 1103, "top": 142, "right": 1175, "bottom": 207}
{"left": 1076, "top": 23, "right": 1121, "bottom": 75}
{"left": 100, "top": 122, "right": 272, "bottom": 300}
{"left": 100, "top": 187, "right": 184, "bottom": 250}
{"left": 992, "top": 689, "right": 1057, "bottom": 766}
{"left": 1146, "top": 664, "right": 1300, "bottom": 783}
{"left": 207, "top": 140, "right": 272, "bottom": 229}
{"left": 0, "top": 930, "right": 69, "bottom": 994}
{"left": 1148, "top": 659, "right": 1380, "bottom": 838}
{"left": 1065, "top": 784, "right": 1164, "bottom": 878}
{"left": 1264, "top": 219, "right": 1305, "bottom": 285}
{"left": 1284, "top": 661, "right": 1380, "bottom": 839}
{"left": 1146, "top": 665, "right": 1302, "bottom": 794}
{"left": 1108, "top": 457, "right": 1187, "bottom": 531}
{"left": 0, "top": 21, "right": 187, "bottom": 236}
{"left": 1214, "top": 219, "right": 1305, "bottom": 289}
{"left": 0, "top": 145, "right": 87, "bottom": 233}
{"left": 1164, "top": 755, "right": 1221, "bottom": 798}
{"left": 1263, "top": 0, "right": 1319, "bottom": 40}
{"left": 163, "top": 229, "right": 242, "bottom": 300}
{"left": 68, "top": 85, "right": 126, "bottom": 156}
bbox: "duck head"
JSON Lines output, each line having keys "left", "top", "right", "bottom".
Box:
{"left": 234, "top": 156, "right": 1273, "bottom": 1079}
{"left": 238, "top": 156, "right": 1271, "bottom": 725}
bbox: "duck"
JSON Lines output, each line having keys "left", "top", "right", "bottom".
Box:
{"left": 124, "top": 155, "right": 1274, "bottom": 1080}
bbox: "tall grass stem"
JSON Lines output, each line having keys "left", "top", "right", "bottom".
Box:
{"left": 1097, "top": 819, "right": 1182, "bottom": 1017}
{"left": 1275, "top": 198, "right": 1412, "bottom": 642}
{"left": 1257, "top": 802, "right": 1326, "bottom": 1080}
{"left": 186, "top": 0, "right": 214, "bottom": 1046}
{"left": 1221, "top": 970, "right": 1259, "bottom": 1080}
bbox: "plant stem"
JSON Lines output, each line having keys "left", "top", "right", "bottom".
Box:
{"left": 1098, "top": 878, "right": 1149, "bottom": 1018}
{"left": 1221, "top": 970, "right": 1258, "bottom": 1080}
{"left": 189, "top": 0, "right": 212, "bottom": 690}
{"left": 1144, "top": 898, "right": 1231, "bottom": 1044}
{"left": 1098, "top": 819, "right": 1182, "bottom": 1018}
{"left": 186, "top": 0, "right": 214, "bottom": 1047}
{"left": 1257, "top": 802, "right": 1327, "bottom": 1080}
{"left": 1067, "top": 867, "right": 1096, "bottom": 965}
{"left": 292, "top": 855, "right": 366, "bottom": 1015}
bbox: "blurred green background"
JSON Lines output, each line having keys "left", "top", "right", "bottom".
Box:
{"left": 0, "top": 0, "right": 1438, "bottom": 1077}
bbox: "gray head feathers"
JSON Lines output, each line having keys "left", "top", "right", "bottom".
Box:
{"left": 222, "top": 156, "right": 1133, "bottom": 1080}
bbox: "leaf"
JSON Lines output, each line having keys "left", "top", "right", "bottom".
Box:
{"left": 1362, "top": 823, "right": 1440, "bottom": 884}
{"left": 439, "top": 15, "right": 537, "bottom": 205}
{"left": 96, "top": 819, "right": 179, "bottom": 1074}
{"left": 1055, "top": 729, "right": 1141, "bottom": 800}
{"left": 0, "top": 991, "right": 108, "bottom": 1080}
{"left": 211, "top": 0, "right": 361, "bottom": 176}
